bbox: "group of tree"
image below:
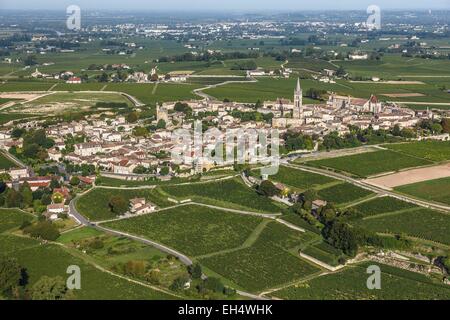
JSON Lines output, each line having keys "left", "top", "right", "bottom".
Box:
{"left": 282, "top": 131, "right": 315, "bottom": 153}
{"left": 9, "top": 128, "right": 54, "bottom": 163}
{"left": 0, "top": 257, "right": 72, "bottom": 300}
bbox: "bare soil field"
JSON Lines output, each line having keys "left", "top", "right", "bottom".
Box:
{"left": 364, "top": 163, "right": 450, "bottom": 189}
{"left": 382, "top": 93, "right": 426, "bottom": 98}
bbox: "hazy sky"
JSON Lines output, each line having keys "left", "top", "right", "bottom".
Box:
{"left": 0, "top": 0, "right": 449, "bottom": 11}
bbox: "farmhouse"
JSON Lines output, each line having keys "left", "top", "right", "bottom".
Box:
{"left": 66, "top": 77, "right": 82, "bottom": 84}
{"left": 129, "top": 198, "right": 157, "bottom": 215}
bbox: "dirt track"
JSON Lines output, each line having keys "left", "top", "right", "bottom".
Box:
{"left": 364, "top": 163, "right": 450, "bottom": 189}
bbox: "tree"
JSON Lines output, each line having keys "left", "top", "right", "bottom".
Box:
{"left": 156, "top": 119, "right": 166, "bottom": 129}
{"left": 431, "top": 123, "right": 443, "bottom": 134}
{"left": 99, "top": 72, "right": 109, "bottom": 83}
{"left": 70, "top": 176, "right": 80, "bottom": 186}
{"left": 109, "top": 195, "right": 128, "bottom": 215}
{"left": 257, "top": 180, "right": 279, "bottom": 197}
{"left": 0, "top": 257, "right": 22, "bottom": 296}
{"left": 188, "top": 263, "right": 202, "bottom": 280}
{"left": 160, "top": 166, "right": 170, "bottom": 176}
{"left": 19, "top": 182, "right": 33, "bottom": 207}
{"left": 126, "top": 112, "right": 139, "bottom": 123}
{"left": 170, "top": 276, "right": 189, "bottom": 291}
{"left": 23, "top": 221, "right": 60, "bottom": 241}
{"left": 6, "top": 188, "right": 22, "bottom": 208}
{"left": 30, "top": 276, "right": 72, "bottom": 300}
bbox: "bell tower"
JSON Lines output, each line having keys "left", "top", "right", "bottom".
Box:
{"left": 293, "top": 78, "right": 303, "bottom": 119}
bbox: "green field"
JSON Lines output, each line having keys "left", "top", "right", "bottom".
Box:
{"left": 0, "top": 152, "right": 16, "bottom": 170}
{"left": 302, "top": 241, "right": 346, "bottom": 267}
{"left": 317, "top": 182, "right": 374, "bottom": 205}
{"left": 160, "top": 178, "right": 283, "bottom": 213}
{"left": 259, "top": 165, "right": 338, "bottom": 191}
{"left": 272, "top": 261, "right": 450, "bottom": 300}
{"left": 199, "top": 221, "right": 320, "bottom": 292}
{"left": 104, "top": 204, "right": 263, "bottom": 257}
{"left": 0, "top": 234, "right": 175, "bottom": 300}
{"left": 354, "top": 208, "right": 450, "bottom": 245}
{"left": 395, "top": 177, "right": 450, "bottom": 206}
{"left": 350, "top": 196, "right": 418, "bottom": 218}
{"left": 0, "top": 209, "right": 34, "bottom": 233}
{"left": 306, "top": 150, "right": 433, "bottom": 178}
{"left": 385, "top": 141, "right": 450, "bottom": 162}
{"left": 75, "top": 187, "right": 173, "bottom": 221}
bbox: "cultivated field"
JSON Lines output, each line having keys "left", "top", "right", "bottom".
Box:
{"left": 385, "top": 141, "right": 450, "bottom": 162}
{"left": 104, "top": 204, "right": 264, "bottom": 257}
{"left": 317, "top": 182, "right": 374, "bottom": 205}
{"left": 0, "top": 152, "right": 16, "bottom": 170}
{"left": 394, "top": 177, "right": 450, "bottom": 206}
{"left": 75, "top": 187, "right": 173, "bottom": 221}
{"left": 160, "top": 177, "right": 284, "bottom": 213}
{"left": 272, "top": 261, "right": 450, "bottom": 300}
{"left": 0, "top": 208, "right": 33, "bottom": 233}
{"left": 349, "top": 196, "right": 418, "bottom": 218}
{"left": 306, "top": 150, "right": 433, "bottom": 178}
{"left": 354, "top": 208, "right": 450, "bottom": 245}
{"left": 259, "top": 165, "right": 338, "bottom": 191}
{"left": 199, "top": 221, "right": 320, "bottom": 292}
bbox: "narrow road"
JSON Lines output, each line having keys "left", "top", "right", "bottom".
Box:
{"left": 192, "top": 78, "right": 258, "bottom": 101}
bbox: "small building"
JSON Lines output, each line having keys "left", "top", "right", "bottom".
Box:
{"left": 129, "top": 198, "right": 156, "bottom": 215}
{"left": 66, "top": 77, "right": 82, "bottom": 84}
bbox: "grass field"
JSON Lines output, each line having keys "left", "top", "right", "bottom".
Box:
{"left": 258, "top": 165, "right": 338, "bottom": 191}
{"left": 395, "top": 177, "right": 450, "bottom": 206}
{"left": 306, "top": 150, "right": 433, "bottom": 178}
{"left": 199, "top": 221, "right": 320, "bottom": 292}
{"left": 0, "top": 112, "right": 36, "bottom": 125}
{"left": 104, "top": 204, "right": 264, "bottom": 257}
{"left": 272, "top": 261, "right": 450, "bottom": 300}
{"left": 385, "top": 141, "right": 450, "bottom": 162}
{"left": 0, "top": 234, "right": 175, "bottom": 299}
{"left": 0, "top": 152, "right": 16, "bottom": 170}
{"left": 302, "top": 241, "right": 346, "bottom": 267}
{"left": 75, "top": 187, "right": 173, "bottom": 221}
{"left": 317, "top": 182, "right": 374, "bottom": 205}
{"left": 0, "top": 208, "right": 34, "bottom": 233}
{"left": 160, "top": 177, "right": 283, "bottom": 213}
{"left": 349, "top": 196, "right": 418, "bottom": 218}
{"left": 354, "top": 208, "right": 450, "bottom": 245}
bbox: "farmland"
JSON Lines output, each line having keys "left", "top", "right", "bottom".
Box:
{"left": 103, "top": 204, "right": 264, "bottom": 257}
{"left": 272, "top": 262, "right": 450, "bottom": 300}
{"left": 385, "top": 141, "right": 450, "bottom": 162}
{"left": 75, "top": 187, "right": 173, "bottom": 221}
{"left": 258, "top": 165, "right": 338, "bottom": 191}
{"left": 1, "top": 235, "right": 175, "bottom": 300}
{"left": 349, "top": 196, "right": 418, "bottom": 218}
{"left": 305, "top": 150, "right": 433, "bottom": 178}
{"left": 0, "top": 152, "right": 16, "bottom": 170}
{"left": 160, "top": 177, "right": 284, "bottom": 213}
{"left": 198, "top": 222, "right": 320, "bottom": 292}
{"left": 395, "top": 177, "right": 450, "bottom": 206}
{"left": 317, "top": 182, "right": 374, "bottom": 205}
{"left": 0, "top": 208, "right": 34, "bottom": 233}
{"left": 354, "top": 208, "right": 450, "bottom": 245}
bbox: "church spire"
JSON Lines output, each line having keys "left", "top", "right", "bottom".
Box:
{"left": 296, "top": 78, "right": 301, "bottom": 92}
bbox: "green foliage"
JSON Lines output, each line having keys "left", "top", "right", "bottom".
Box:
{"left": 257, "top": 180, "right": 279, "bottom": 197}
{"left": 0, "top": 257, "right": 22, "bottom": 296}
{"left": 23, "top": 221, "right": 60, "bottom": 241}
{"left": 108, "top": 195, "right": 128, "bottom": 216}
{"left": 30, "top": 276, "right": 72, "bottom": 300}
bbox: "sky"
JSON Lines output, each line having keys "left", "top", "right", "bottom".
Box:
{"left": 1, "top": 0, "right": 449, "bottom": 11}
